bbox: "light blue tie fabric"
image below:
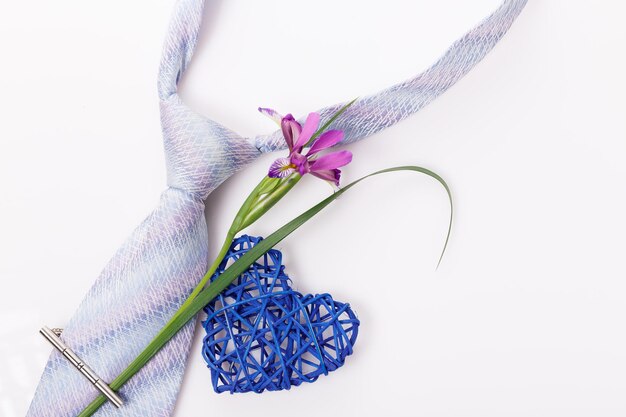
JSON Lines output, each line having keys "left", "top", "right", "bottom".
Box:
{"left": 26, "top": 1, "right": 527, "bottom": 416}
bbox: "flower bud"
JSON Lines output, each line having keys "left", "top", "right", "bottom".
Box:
{"left": 229, "top": 174, "right": 302, "bottom": 234}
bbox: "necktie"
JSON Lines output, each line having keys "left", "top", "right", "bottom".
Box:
{"left": 26, "top": 0, "right": 527, "bottom": 416}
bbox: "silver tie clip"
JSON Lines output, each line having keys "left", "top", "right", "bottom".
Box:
{"left": 39, "top": 326, "right": 124, "bottom": 408}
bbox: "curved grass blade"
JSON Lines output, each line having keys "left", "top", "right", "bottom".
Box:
{"left": 78, "top": 165, "right": 452, "bottom": 416}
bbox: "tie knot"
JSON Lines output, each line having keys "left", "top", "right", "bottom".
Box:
{"left": 161, "top": 95, "right": 261, "bottom": 200}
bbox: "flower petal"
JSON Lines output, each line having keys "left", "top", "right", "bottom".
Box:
{"left": 307, "top": 129, "right": 344, "bottom": 155}
{"left": 281, "top": 114, "right": 302, "bottom": 153}
{"left": 290, "top": 152, "right": 310, "bottom": 175}
{"left": 258, "top": 107, "right": 283, "bottom": 126}
{"left": 309, "top": 150, "right": 353, "bottom": 171}
{"left": 293, "top": 112, "right": 320, "bottom": 151}
{"left": 268, "top": 157, "right": 296, "bottom": 178}
{"left": 311, "top": 168, "right": 342, "bottom": 186}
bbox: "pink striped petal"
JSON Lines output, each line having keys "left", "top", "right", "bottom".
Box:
{"left": 268, "top": 157, "right": 296, "bottom": 178}
{"left": 293, "top": 112, "right": 320, "bottom": 151}
{"left": 307, "top": 129, "right": 344, "bottom": 155}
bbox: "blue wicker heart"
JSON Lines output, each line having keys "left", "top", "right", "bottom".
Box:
{"left": 201, "top": 235, "right": 359, "bottom": 394}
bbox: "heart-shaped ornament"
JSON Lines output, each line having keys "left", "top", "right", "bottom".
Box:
{"left": 202, "top": 235, "right": 359, "bottom": 393}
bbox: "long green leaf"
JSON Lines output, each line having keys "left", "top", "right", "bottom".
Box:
{"left": 78, "top": 165, "right": 452, "bottom": 416}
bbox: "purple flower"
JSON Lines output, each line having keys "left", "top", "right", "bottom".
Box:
{"left": 261, "top": 109, "right": 352, "bottom": 186}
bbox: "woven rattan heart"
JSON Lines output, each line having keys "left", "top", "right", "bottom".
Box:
{"left": 201, "top": 235, "right": 359, "bottom": 393}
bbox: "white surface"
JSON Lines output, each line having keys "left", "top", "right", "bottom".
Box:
{"left": 1, "top": 1, "right": 625, "bottom": 416}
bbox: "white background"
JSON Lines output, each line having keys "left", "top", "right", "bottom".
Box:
{"left": 1, "top": 1, "right": 625, "bottom": 416}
